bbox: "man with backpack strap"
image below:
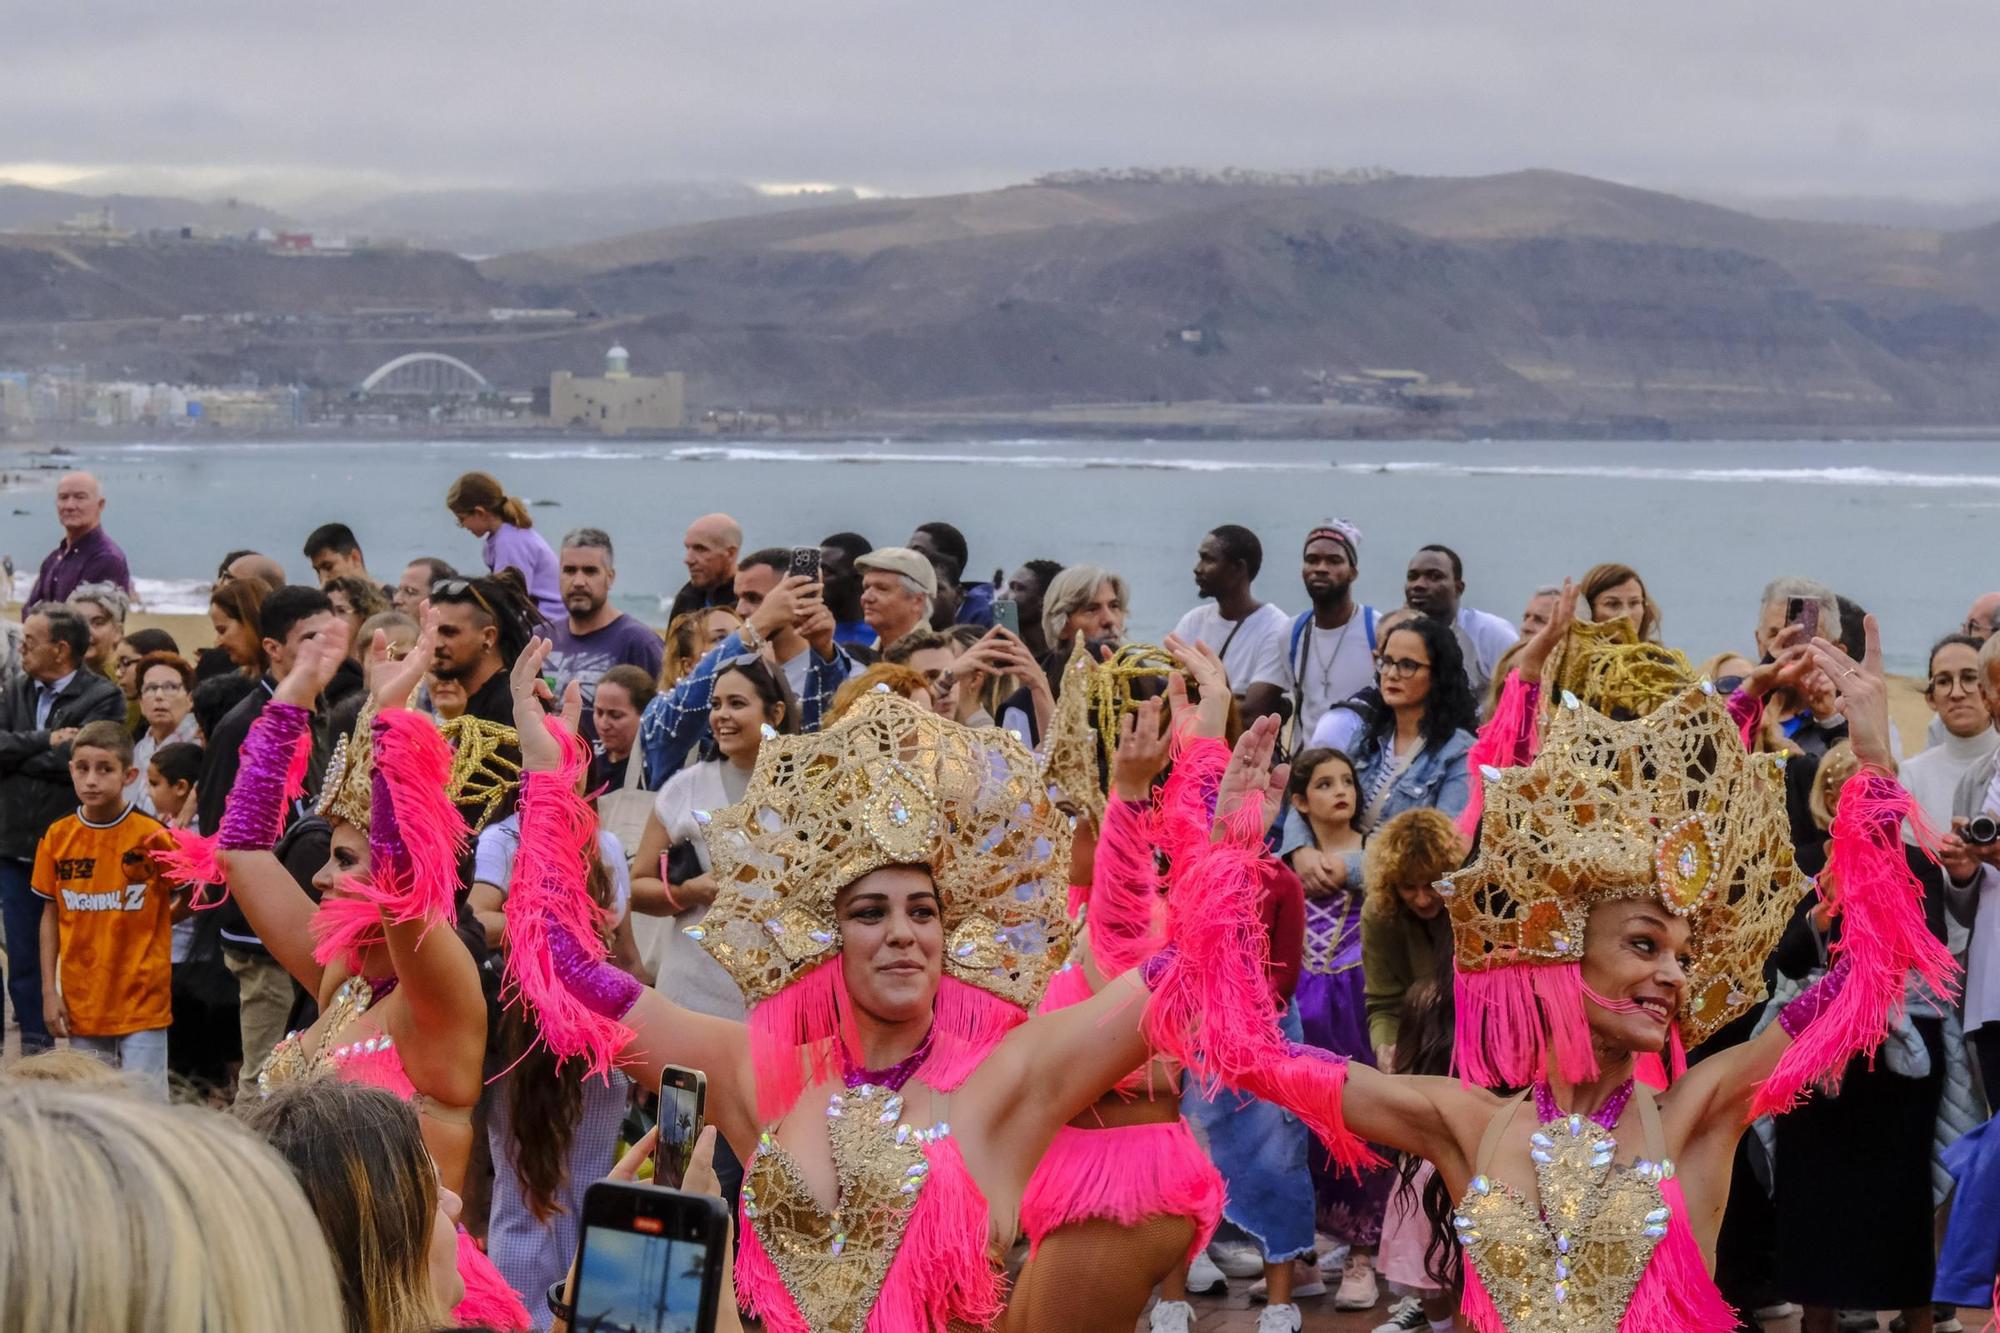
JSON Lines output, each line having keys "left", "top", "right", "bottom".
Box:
{"left": 1285, "top": 522, "right": 1380, "bottom": 744}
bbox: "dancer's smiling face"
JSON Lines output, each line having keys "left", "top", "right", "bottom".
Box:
{"left": 837, "top": 866, "right": 945, "bottom": 1024}
{"left": 1580, "top": 899, "right": 1690, "bottom": 1054}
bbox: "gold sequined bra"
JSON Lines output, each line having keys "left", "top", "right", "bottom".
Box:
{"left": 739, "top": 1082, "right": 991, "bottom": 1333}
{"left": 1454, "top": 1083, "right": 1677, "bottom": 1333}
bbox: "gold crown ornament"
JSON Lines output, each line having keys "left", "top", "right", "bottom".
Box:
{"left": 1038, "top": 640, "right": 1184, "bottom": 823}
{"left": 694, "top": 691, "right": 1074, "bottom": 1008}
{"left": 317, "top": 703, "right": 521, "bottom": 833}
{"left": 1444, "top": 679, "right": 1808, "bottom": 1047}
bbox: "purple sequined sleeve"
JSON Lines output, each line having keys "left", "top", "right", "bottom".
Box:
{"left": 550, "top": 926, "right": 644, "bottom": 1020}
{"left": 367, "top": 717, "right": 411, "bottom": 882}
{"left": 219, "top": 701, "right": 311, "bottom": 851}
{"left": 1778, "top": 954, "right": 1851, "bottom": 1039}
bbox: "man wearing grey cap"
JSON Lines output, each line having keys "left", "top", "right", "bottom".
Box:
{"left": 855, "top": 546, "right": 936, "bottom": 653}
{"left": 1282, "top": 521, "right": 1381, "bottom": 740}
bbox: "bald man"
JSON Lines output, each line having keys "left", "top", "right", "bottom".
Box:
{"left": 1966, "top": 592, "right": 2000, "bottom": 643}
{"left": 223, "top": 552, "right": 287, "bottom": 592}
{"left": 667, "top": 512, "right": 743, "bottom": 623}
{"left": 27, "top": 472, "right": 131, "bottom": 605}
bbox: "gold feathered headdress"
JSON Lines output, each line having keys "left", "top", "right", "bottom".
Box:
{"left": 1445, "top": 675, "right": 1807, "bottom": 1048}
{"left": 1039, "top": 640, "right": 1179, "bottom": 822}
{"left": 693, "top": 690, "right": 1074, "bottom": 1008}
{"left": 317, "top": 701, "right": 521, "bottom": 833}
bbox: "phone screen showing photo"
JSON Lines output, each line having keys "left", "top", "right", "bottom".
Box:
{"left": 654, "top": 1080, "right": 702, "bottom": 1191}
{"left": 574, "top": 1222, "right": 710, "bottom": 1333}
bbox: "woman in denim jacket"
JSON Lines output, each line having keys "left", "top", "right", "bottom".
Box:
{"left": 1282, "top": 614, "right": 1477, "bottom": 882}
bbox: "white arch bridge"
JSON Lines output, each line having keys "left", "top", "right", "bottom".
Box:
{"left": 358, "top": 353, "right": 492, "bottom": 396}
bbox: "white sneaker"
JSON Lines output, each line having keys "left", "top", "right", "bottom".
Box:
{"left": 1148, "top": 1300, "right": 1195, "bottom": 1333}
{"left": 1207, "top": 1238, "right": 1265, "bottom": 1279}
{"left": 1334, "top": 1250, "right": 1382, "bottom": 1311}
{"left": 1247, "top": 1267, "right": 1328, "bottom": 1302}
{"left": 1185, "top": 1249, "right": 1228, "bottom": 1295}
{"left": 1316, "top": 1242, "right": 1352, "bottom": 1277}
{"left": 1372, "top": 1297, "right": 1428, "bottom": 1333}
{"left": 1257, "top": 1304, "right": 1303, "bottom": 1333}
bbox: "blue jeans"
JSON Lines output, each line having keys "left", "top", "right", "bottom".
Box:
{"left": 1182, "top": 1000, "right": 1318, "bottom": 1263}
{"left": 71, "top": 1029, "right": 170, "bottom": 1102}
{"left": 0, "top": 858, "right": 48, "bottom": 1051}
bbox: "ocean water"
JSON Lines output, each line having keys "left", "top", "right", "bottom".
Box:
{"left": 2, "top": 436, "right": 1993, "bottom": 673}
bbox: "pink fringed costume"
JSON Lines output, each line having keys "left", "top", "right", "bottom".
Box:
{"left": 516, "top": 692, "right": 1371, "bottom": 1333}
{"left": 1018, "top": 792, "right": 1223, "bottom": 1267}
{"left": 1432, "top": 637, "right": 1957, "bottom": 1332}
{"left": 159, "top": 702, "right": 532, "bottom": 1333}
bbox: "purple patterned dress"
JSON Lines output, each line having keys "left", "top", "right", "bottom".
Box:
{"left": 1295, "top": 885, "right": 1394, "bottom": 1244}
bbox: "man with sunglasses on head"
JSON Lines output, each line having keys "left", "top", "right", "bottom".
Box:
{"left": 428, "top": 571, "right": 544, "bottom": 726}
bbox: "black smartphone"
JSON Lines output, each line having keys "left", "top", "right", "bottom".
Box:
{"left": 652, "top": 1065, "right": 707, "bottom": 1191}
{"left": 789, "top": 546, "right": 821, "bottom": 582}
{"left": 1785, "top": 596, "right": 1820, "bottom": 641}
{"left": 993, "top": 598, "right": 1021, "bottom": 636}
{"left": 571, "top": 1180, "right": 729, "bottom": 1333}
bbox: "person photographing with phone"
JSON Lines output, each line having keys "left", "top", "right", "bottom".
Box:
{"left": 637, "top": 549, "right": 853, "bottom": 787}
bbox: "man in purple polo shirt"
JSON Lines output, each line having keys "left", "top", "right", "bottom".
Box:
{"left": 27, "top": 473, "right": 131, "bottom": 606}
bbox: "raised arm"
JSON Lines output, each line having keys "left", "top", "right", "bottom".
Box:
{"left": 159, "top": 623, "right": 350, "bottom": 992}
{"left": 1675, "top": 616, "right": 1955, "bottom": 1136}
{"left": 502, "top": 637, "right": 761, "bottom": 1159}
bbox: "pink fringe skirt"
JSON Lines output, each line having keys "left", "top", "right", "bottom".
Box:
{"left": 1020, "top": 1118, "right": 1223, "bottom": 1266}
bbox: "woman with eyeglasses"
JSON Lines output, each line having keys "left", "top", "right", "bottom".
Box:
{"left": 630, "top": 655, "right": 802, "bottom": 1000}
{"left": 130, "top": 652, "right": 199, "bottom": 814}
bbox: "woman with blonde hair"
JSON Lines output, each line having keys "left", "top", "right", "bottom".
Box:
{"left": 0, "top": 1080, "right": 345, "bottom": 1332}
{"left": 445, "top": 470, "right": 562, "bottom": 619}
{"left": 661, "top": 606, "right": 741, "bottom": 687}
{"left": 240, "top": 1078, "right": 468, "bottom": 1333}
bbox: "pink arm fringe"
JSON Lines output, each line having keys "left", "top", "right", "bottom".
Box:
{"left": 1085, "top": 795, "right": 1167, "bottom": 978}
{"left": 365, "top": 709, "right": 468, "bottom": 930}
{"left": 499, "top": 719, "right": 635, "bottom": 1080}
{"left": 158, "top": 701, "right": 313, "bottom": 908}
{"left": 1750, "top": 771, "right": 1959, "bottom": 1119}
{"left": 1457, "top": 672, "right": 1540, "bottom": 840}
{"left": 1141, "top": 732, "right": 1379, "bottom": 1174}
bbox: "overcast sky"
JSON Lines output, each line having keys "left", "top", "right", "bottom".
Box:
{"left": 7, "top": 0, "right": 1998, "bottom": 201}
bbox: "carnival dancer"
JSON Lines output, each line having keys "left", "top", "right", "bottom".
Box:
{"left": 505, "top": 651, "right": 1362, "bottom": 1333}
{"left": 1008, "top": 643, "right": 1227, "bottom": 1333}
{"left": 1184, "top": 607, "right": 1956, "bottom": 1333}
{"left": 160, "top": 615, "right": 530, "bottom": 1331}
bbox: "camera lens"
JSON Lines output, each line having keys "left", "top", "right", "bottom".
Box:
{"left": 1969, "top": 815, "right": 2000, "bottom": 846}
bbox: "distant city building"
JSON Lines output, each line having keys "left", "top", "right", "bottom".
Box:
{"left": 549, "top": 345, "right": 685, "bottom": 435}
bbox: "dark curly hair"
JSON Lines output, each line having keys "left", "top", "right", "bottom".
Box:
{"left": 1371, "top": 614, "right": 1477, "bottom": 750}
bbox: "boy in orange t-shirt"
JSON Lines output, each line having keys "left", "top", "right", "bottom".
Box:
{"left": 35, "top": 719, "right": 175, "bottom": 1100}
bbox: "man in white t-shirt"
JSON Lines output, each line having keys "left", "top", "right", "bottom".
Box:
{"left": 1169, "top": 524, "right": 1289, "bottom": 723}
{"left": 1404, "top": 543, "right": 1518, "bottom": 700}
{"left": 1280, "top": 521, "right": 1380, "bottom": 742}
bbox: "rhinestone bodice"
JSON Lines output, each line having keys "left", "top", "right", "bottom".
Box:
{"left": 742, "top": 1082, "right": 981, "bottom": 1333}
{"left": 1454, "top": 1091, "right": 1676, "bottom": 1332}
{"left": 255, "top": 975, "right": 401, "bottom": 1096}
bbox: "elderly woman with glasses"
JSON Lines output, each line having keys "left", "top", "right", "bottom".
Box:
{"left": 130, "top": 652, "right": 200, "bottom": 812}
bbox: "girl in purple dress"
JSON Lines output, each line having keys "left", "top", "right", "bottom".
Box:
{"left": 1285, "top": 747, "right": 1395, "bottom": 1307}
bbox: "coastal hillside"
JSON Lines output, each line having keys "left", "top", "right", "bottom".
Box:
{"left": 6, "top": 168, "right": 2000, "bottom": 428}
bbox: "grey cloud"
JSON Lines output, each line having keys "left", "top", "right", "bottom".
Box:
{"left": 6, "top": 0, "right": 1999, "bottom": 198}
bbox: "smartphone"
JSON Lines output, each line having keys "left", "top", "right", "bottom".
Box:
{"left": 570, "top": 1180, "right": 729, "bottom": 1333}
{"left": 652, "top": 1065, "right": 707, "bottom": 1191}
{"left": 993, "top": 598, "right": 1021, "bottom": 636}
{"left": 1785, "top": 596, "right": 1820, "bottom": 641}
{"left": 789, "top": 546, "right": 821, "bottom": 582}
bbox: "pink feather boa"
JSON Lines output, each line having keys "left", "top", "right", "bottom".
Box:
{"left": 1140, "top": 731, "right": 1378, "bottom": 1175}
{"left": 1751, "top": 770, "right": 1959, "bottom": 1118}
{"left": 496, "top": 719, "right": 635, "bottom": 1081}
{"left": 366, "top": 709, "right": 468, "bottom": 931}
{"left": 1083, "top": 795, "right": 1166, "bottom": 977}
{"left": 1458, "top": 671, "right": 1541, "bottom": 841}
{"left": 733, "top": 1135, "right": 1005, "bottom": 1333}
